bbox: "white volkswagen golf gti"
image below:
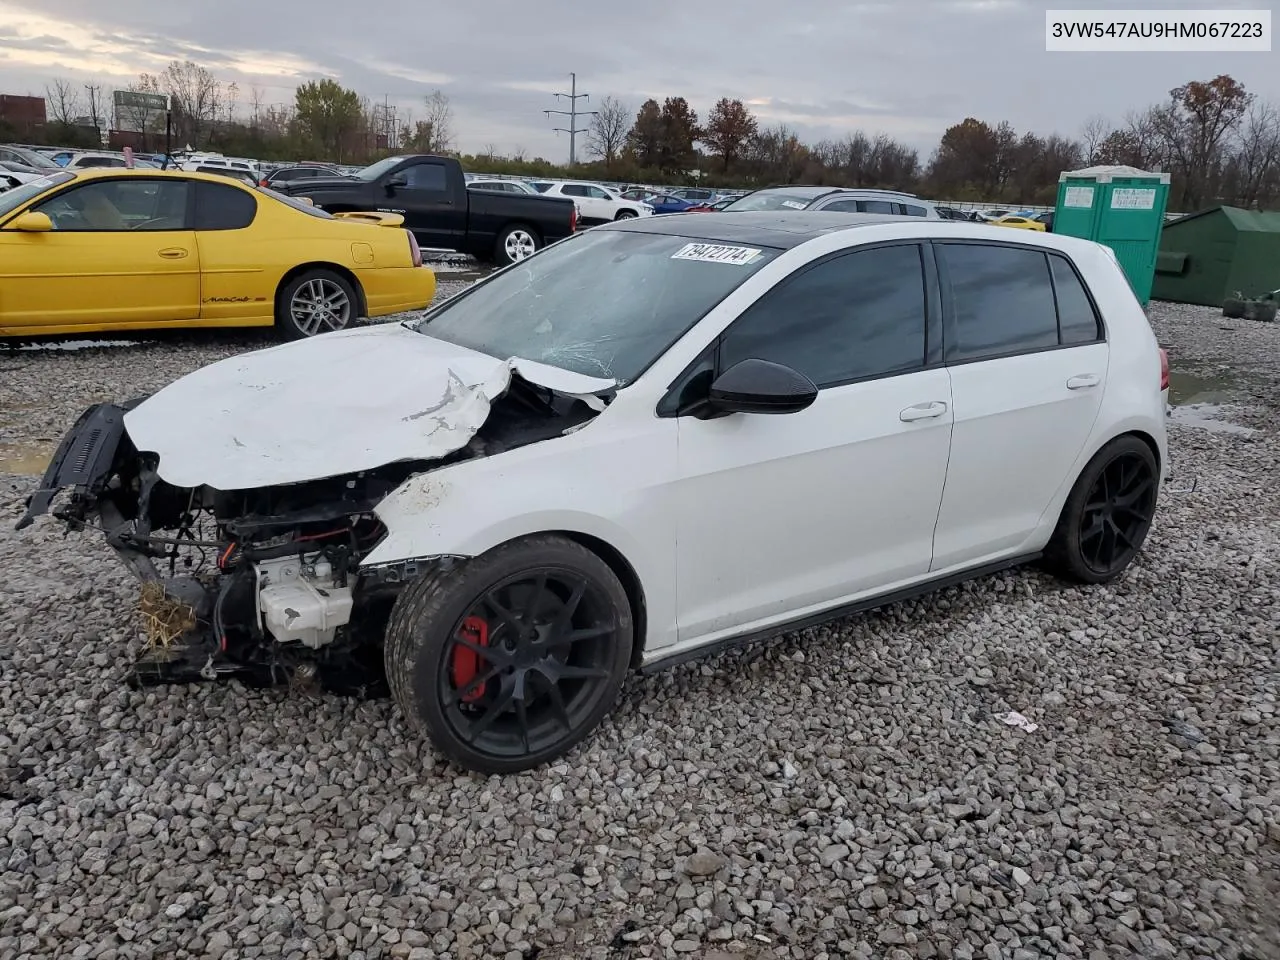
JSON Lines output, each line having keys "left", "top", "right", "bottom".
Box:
{"left": 20, "top": 212, "right": 1168, "bottom": 773}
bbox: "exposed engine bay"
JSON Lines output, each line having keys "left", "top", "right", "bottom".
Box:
{"left": 17, "top": 375, "right": 603, "bottom": 694}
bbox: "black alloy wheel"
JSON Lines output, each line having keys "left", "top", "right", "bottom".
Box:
{"left": 1046, "top": 435, "right": 1159, "bottom": 584}
{"left": 384, "top": 536, "right": 632, "bottom": 773}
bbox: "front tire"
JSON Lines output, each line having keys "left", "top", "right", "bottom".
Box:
{"left": 494, "top": 224, "right": 540, "bottom": 266}
{"left": 614, "top": 210, "right": 637, "bottom": 221}
{"left": 276, "top": 269, "right": 358, "bottom": 340}
{"left": 1044, "top": 436, "right": 1159, "bottom": 584}
{"left": 384, "top": 535, "right": 633, "bottom": 774}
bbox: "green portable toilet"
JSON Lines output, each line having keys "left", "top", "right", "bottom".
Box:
{"left": 1054, "top": 165, "right": 1172, "bottom": 306}
{"left": 1152, "top": 206, "right": 1280, "bottom": 306}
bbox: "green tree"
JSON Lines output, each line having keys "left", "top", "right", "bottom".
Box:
{"left": 626, "top": 99, "right": 663, "bottom": 168}
{"left": 701, "top": 98, "right": 757, "bottom": 172}
{"left": 294, "top": 79, "right": 363, "bottom": 160}
{"left": 658, "top": 97, "right": 699, "bottom": 173}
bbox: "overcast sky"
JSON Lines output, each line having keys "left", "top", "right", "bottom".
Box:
{"left": 1, "top": 0, "right": 1276, "bottom": 162}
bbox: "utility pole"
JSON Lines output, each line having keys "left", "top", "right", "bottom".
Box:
{"left": 379, "top": 94, "right": 398, "bottom": 150}
{"left": 544, "top": 72, "right": 597, "bottom": 166}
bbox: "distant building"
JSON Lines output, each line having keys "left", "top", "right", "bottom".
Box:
{"left": 0, "top": 94, "right": 47, "bottom": 133}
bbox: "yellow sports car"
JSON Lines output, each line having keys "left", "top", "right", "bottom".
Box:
{"left": 992, "top": 215, "right": 1046, "bottom": 232}
{"left": 0, "top": 169, "right": 436, "bottom": 339}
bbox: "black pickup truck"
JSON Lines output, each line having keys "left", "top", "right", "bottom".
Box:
{"left": 274, "top": 154, "right": 577, "bottom": 265}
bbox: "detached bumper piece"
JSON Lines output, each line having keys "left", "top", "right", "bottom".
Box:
{"left": 15, "top": 402, "right": 130, "bottom": 531}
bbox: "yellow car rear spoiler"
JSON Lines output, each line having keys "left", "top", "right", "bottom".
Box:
{"left": 330, "top": 211, "right": 407, "bottom": 228}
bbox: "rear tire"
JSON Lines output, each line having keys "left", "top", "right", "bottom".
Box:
{"left": 275, "top": 269, "right": 359, "bottom": 340}
{"left": 494, "top": 224, "right": 540, "bottom": 266}
{"left": 384, "top": 535, "right": 633, "bottom": 774}
{"left": 1044, "top": 436, "right": 1159, "bottom": 584}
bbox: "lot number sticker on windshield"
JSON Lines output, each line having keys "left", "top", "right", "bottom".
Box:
{"left": 671, "top": 243, "right": 763, "bottom": 265}
{"left": 779, "top": 199, "right": 807, "bottom": 209}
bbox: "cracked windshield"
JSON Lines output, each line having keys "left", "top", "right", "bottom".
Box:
{"left": 414, "top": 229, "right": 779, "bottom": 382}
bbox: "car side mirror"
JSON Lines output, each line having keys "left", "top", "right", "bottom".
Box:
{"left": 707, "top": 358, "right": 818, "bottom": 415}
{"left": 9, "top": 211, "right": 52, "bottom": 232}
{"left": 386, "top": 173, "right": 408, "bottom": 190}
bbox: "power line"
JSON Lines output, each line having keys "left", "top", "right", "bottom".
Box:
{"left": 544, "top": 72, "right": 597, "bottom": 166}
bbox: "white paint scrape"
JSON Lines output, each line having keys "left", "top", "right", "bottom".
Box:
{"left": 122, "top": 323, "right": 614, "bottom": 490}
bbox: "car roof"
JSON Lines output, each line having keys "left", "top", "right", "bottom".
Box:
{"left": 601, "top": 210, "right": 1088, "bottom": 253}
{"left": 37, "top": 168, "right": 262, "bottom": 187}
{"left": 599, "top": 210, "right": 909, "bottom": 248}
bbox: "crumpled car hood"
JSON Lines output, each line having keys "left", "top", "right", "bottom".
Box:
{"left": 122, "top": 323, "right": 615, "bottom": 490}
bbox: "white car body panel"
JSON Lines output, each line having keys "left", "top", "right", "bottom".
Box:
{"left": 122, "top": 323, "right": 615, "bottom": 490}
{"left": 539, "top": 181, "right": 652, "bottom": 221}
{"left": 672, "top": 368, "right": 954, "bottom": 640}
{"left": 930, "top": 342, "right": 1109, "bottom": 571}
{"left": 357, "top": 222, "right": 1166, "bottom": 662}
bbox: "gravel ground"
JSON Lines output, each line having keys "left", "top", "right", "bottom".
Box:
{"left": 1, "top": 298, "right": 1277, "bottom": 960}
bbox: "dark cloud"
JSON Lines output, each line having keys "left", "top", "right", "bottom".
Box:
{"left": 1, "top": 0, "right": 1276, "bottom": 159}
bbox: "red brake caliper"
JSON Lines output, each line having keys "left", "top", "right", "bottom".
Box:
{"left": 452, "top": 616, "right": 490, "bottom": 703}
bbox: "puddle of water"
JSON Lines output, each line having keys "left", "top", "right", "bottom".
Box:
{"left": 1167, "top": 403, "right": 1254, "bottom": 436}
{"left": 0, "top": 442, "right": 53, "bottom": 476}
{"left": 7, "top": 339, "right": 145, "bottom": 352}
{"left": 1167, "top": 370, "right": 1239, "bottom": 406}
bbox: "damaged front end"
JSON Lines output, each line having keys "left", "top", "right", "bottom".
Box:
{"left": 17, "top": 372, "right": 604, "bottom": 695}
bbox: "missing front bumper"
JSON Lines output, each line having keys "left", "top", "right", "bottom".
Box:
{"left": 15, "top": 402, "right": 131, "bottom": 531}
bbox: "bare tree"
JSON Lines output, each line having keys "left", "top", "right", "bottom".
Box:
{"left": 163, "top": 60, "right": 222, "bottom": 147}
{"left": 510, "top": 144, "right": 529, "bottom": 163}
{"left": 419, "top": 89, "right": 455, "bottom": 153}
{"left": 249, "top": 85, "right": 265, "bottom": 130}
{"left": 585, "top": 95, "right": 629, "bottom": 170}
{"left": 1227, "top": 101, "right": 1280, "bottom": 207}
{"left": 45, "top": 78, "right": 82, "bottom": 125}
{"left": 223, "top": 80, "right": 239, "bottom": 129}
{"left": 1080, "top": 114, "right": 1111, "bottom": 165}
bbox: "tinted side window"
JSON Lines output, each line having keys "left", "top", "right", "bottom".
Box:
{"left": 586, "top": 186, "right": 611, "bottom": 199}
{"left": 195, "top": 181, "right": 257, "bottom": 230}
{"left": 857, "top": 199, "right": 896, "bottom": 214}
{"left": 940, "top": 244, "right": 1058, "bottom": 362}
{"left": 1050, "top": 255, "right": 1103, "bottom": 344}
{"left": 719, "top": 244, "right": 927, "bottom": 387}
{"left": 560, "top": 185, "right": 586, "bottom": 197}
{"left": 819, "top": 199, "right": 859, "bottom": 213}
{"left": 902, "top": 204, "right": 928, "bottom": 217}
{"left": 402, "top": 164, "right": 447, "bottom": 190}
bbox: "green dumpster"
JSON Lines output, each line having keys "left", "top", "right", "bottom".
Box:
{"left": 1151, "top": 206, "right": 1280, "bottom": 307}
{"left": 1054, "top": 165, "right": 1172, "bottom": 306}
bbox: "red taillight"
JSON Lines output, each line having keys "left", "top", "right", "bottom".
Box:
{"left": 1159, "top": 347, "right": 1169, "bottom": 390}
{"left": 406, "top": 229, "right": 422, "bottom": 267}
{"left": 259, "top": 178, "right": 268, "bottom": 187}
{"left": 570, "top": 205, "right": 578, "bottom": 232}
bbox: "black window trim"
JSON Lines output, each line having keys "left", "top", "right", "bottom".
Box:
{"left": 656, "top": 238, "right": 941, "bottom": 417}
{"left": 932, "top": 238, "right": 1108, "bottom": 369}
{"left": 29, "top": 175, "right": 195, "bottom": 233}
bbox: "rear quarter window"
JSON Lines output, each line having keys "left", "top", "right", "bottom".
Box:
{"left": 195, "top": 180, "right": 258, "bottom": 230}
{"left": 1050, "top": 255, "right": 1104, "bottom": 344}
